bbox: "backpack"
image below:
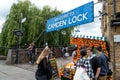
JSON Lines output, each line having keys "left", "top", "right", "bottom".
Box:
{"left": 46, "top": 61, "right": 52, "bottom": 79}
{"left": 104, "top": 55, "right": 113, "bottom": 76}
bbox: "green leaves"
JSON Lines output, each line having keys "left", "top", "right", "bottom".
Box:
{"left": 0, "top": 0, "right": 73, "bottom": 55}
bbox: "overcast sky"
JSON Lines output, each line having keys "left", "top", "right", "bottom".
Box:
{"left": 0, "top": 0, "right": 102, "bottom": 37}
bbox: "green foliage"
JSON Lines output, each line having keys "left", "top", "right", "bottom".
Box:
{"left": 0, "top": 0, "right": 73, "bottom": 55}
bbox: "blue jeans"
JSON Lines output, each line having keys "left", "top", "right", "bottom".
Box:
{"left": 28, "top": 52, "right": 35, "bottom": 64}
{"left": 31, "top": 53, "right": 35, "bottom": 64}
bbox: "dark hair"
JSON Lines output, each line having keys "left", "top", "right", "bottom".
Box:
{"left": 80, "top": 49, "right": 86, "bottom": 57}
{"left": 73, "top": 46, "right": 77, "bottom": 51}
{"left": 87, "top": 47, "right": 93, "bottom": 52}
{"left": 96, "top": 46, "right": 102, "bottom": 51}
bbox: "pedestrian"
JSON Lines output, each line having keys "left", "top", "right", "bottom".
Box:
{"left": 27, "top": 43, "right": 33, "bottom": 63}
{"left": 96, "top": 46, "right": 109, "bottom": 80}
{"left": 49, "top": 46, "right": 55, "bottom": 59}
{"left": 64, "top": 48, "right": 69, "bottom": 59}
{"left": 76, "top": 49, "right": 94, "bottom": 80}
{"left": 72, "top": 45, "right": 78, "bottom": 64}
{"left": 35, "top": 46, "right": 52, "bottom": 80}
{"left": 62, "top": 44, "right": 68, "bottom": 59}
{"left": 87, "top": 47, "right": 101, "bottom": 80}
{"left": 31, "top": 42, "right": 37, "bottom": 65}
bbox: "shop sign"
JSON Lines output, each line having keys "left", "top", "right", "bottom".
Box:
{"left": 46, "top": 1, "right": 94, "bottom": 32}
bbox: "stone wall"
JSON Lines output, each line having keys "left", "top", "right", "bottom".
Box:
{"left": 6, "top": 49, "right": 30, "bottom": 64}
{"left": 6, "top": 47, "right": 73, "bottom": 65}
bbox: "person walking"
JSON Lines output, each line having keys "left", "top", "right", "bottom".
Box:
{"left": 72, "top": 45, "right": 78, "bottom": 64}
{"left": 87, "top": 47, "right": 101, "bottom": 80}
{"left": 31, "top": 42, "right": 37, "bottom": 65}
{"left": 27, "top": 43, "right": 33, "bottom": 64}
{"left": 35, "top": 46, "right": 52, "bottom": 80}
{"left": 62, "top": 44, "right": 68, "bottom": 59}
{"left": 49, "top": 46, "right": 55, "bottom": 59}
{"left": 96, "top": 46, "right": 109, "bottom": 80}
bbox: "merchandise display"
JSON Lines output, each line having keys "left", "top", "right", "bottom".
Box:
{"left": 50, "top": 58, "right": 59, "bottom": 79}
{"left": 70, "top": 37, "right": 109, "bottom": 56}
{"left": 59, "top": 62, "right": 75, "bottom": 80}
{"left": 58, "top": 36, "right": 112, "bottom": 80}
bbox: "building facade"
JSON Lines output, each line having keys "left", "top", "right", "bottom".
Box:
{"left": 101, "top": 0, "right": 120, "bottom": 79}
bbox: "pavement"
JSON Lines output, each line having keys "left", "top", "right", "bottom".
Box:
{"left": 0, "top": 57, "right": 72, "bottom": 80}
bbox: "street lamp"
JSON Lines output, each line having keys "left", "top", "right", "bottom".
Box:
{"left": 19, "top": 13, "right": 26, "bottom": 48}
{"left": 21, "top": 13, "right": 26, "bottom": 30}
{"left": 13, "top": 13, "right": 26, "bottom": 64}
{"left": 14, "top": 30, "right": 24, "bottom": 64}
{"left": 14, "top": 30, "right": 23, "bottom": 36}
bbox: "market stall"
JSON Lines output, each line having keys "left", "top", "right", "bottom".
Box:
{"left": 58, "top": 36, "right": 112, "bottom": 80}
{"left": 70, "top": 36, "right": 109, "bottom": 56}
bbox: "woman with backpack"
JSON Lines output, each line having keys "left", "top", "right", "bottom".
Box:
{"left": 35, "top": 46, "right": 52, "bottom": 80}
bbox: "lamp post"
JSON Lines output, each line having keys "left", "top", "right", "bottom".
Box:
{"left": 19, "top": 13, "right": 26, "bottom": 48}
{"left": 14, "top": 30, "right": 23, "bottom": 64}
{"left": 13, "top": 13, "right": 26, "bottom": 64}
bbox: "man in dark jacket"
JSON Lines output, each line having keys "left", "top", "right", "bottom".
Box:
{"left": 96, "top": 46, "right": 109, "bottom": 80}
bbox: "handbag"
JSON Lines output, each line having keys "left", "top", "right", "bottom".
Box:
{"left": 73, "top": 67, "right": 90, "bottom": 80}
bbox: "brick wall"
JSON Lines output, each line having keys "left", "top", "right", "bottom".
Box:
{"left": 101, "top": 0, "right": 120, "bottom": 79}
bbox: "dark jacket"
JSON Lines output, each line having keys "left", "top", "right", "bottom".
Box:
{"left": 98, "top": 53, "right": 109, "bottom": 76}
{"left": 90, "top": 55, "right": 100, "bottom": 76}
{"left": 35, "top": 57, "right": 52, "bottom": 80}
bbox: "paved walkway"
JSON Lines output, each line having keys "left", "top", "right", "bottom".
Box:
{"left": 0, "top": 60, "right": 35, "bottom": 80}
{"left": 0, "top": 57, "right": 72, "bottom": 80}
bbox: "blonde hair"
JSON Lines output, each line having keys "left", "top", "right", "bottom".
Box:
{"left": 36, "top": 46, "right": 50, "bottom": 64}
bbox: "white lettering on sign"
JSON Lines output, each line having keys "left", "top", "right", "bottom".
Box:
{"left": 68, "top": 12, "right": 88, "bottom": 24}
{"left": 48, "top": 12, "right": 88, "bottom": 30}
{"left": 48, "top": 20, "right": 67, "bottom": 30}
{"left": 54, "top": 13, "right": 69, "bottom": 21}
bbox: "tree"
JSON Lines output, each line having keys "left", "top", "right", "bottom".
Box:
{"left": 0, "top": 0, "right": 73, "bottom": 55}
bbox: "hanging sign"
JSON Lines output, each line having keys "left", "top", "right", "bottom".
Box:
{"left": 46, "top": 1, "right": 94, "bottom": 32}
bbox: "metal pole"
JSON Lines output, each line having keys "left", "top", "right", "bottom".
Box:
{"left": 34, "top": 30, "right": 45, "bottom": 43}
{"left": 45, "top": 20, "right": 48, "bottom": 46}
{"left": 18, "top": 13, "right": 23, "bottom": 48}
{"left": 20, "top": 13, "right": 23, "bottom": 31}
{"left": 15, "top": 37, "right": 19, "bottom": 64}
{"left": 45, "top": 31, "right": 48, "bottom": 46}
